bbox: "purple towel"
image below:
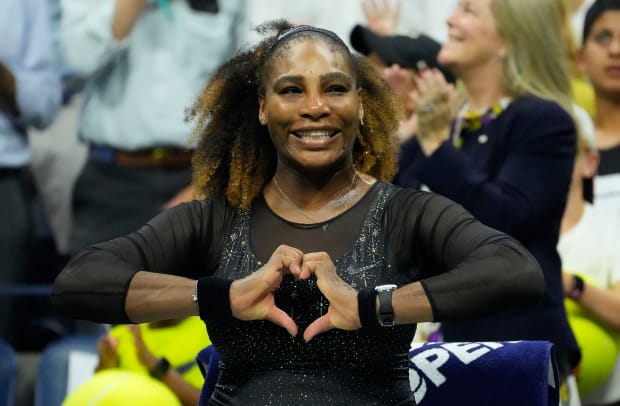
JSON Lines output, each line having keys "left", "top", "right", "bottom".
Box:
{"left": 409, "top": 341, "right": 559, "bottom": 406}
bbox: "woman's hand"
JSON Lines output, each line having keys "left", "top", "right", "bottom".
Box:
{"left": 229, "top": 245, "right": 305, "bottom": 337}
{"left": 362, "top": 0, "right": 402, "bottom": 35}
{"left": 301, "top": 252, "right": 360, "bottom": 342}
{"left": 413, "top": 67, "right": 457, "bottom": 156}
{"left": 383, "top": 65, "right": 418, "bottom": 142}
{"left": 95, "top": 334, "right": 120, "bottom": 372}
{"left": 128, "top": 324, "right": 159, "bottom": 372}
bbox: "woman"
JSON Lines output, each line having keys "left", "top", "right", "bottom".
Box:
{"left": 394, "top": 0, "right": 581, "bottom": 389}
{"left": 558, "top": 124, "right": 620, "bottom": 405}
{"left": 578, "top": 0, "right": 620, "bottom": 213}
{"left": 63, "top": 317, "right": 209, "bottom": 406}
{"left": 52, "top": 21, "right": 543, "bottom": 405}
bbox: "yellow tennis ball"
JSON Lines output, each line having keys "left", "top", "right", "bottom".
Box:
{"left": 62, "top": 369, "right": 181, "bottom": 406}
{"left": 568, "top": 315, "right": 619, "bottom": 396}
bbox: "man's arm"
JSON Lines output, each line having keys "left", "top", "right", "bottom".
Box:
{"left": 0, "top": 63, "right": 18, "bottom": 116}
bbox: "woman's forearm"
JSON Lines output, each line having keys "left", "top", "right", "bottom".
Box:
{"left": 125, "top": 271, "right": 199, "bottom": 323}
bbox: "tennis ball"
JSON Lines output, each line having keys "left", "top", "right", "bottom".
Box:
{"left": 62, "top": 369, "right": 181, "bottom": 406}
{"left": 568, "top": 315, "right": 619, "bottom": 396}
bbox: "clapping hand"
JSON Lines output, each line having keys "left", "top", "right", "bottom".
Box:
{"left": 384, "top": 65, "right": 418, "bottom": 142}
{"left": 413, "top": 66, "right": 458, "bottom": 156}
{"left": 362, "top": 0, "right": 402, "bottom": 35}
{"left": 95, "top": 334, "right": 120, "bottom": 372}
{"left": 128, "top": 324, "right": 159, "bottom": 372}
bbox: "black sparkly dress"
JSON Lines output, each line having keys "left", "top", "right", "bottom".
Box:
{"left": 207, "top": 183, "right": 415, "bottom": 405}
{"left": 52, "top": 183, "right": 543, "bottom": 406}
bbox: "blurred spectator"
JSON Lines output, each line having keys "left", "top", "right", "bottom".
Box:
{"left": 242, "top": 0, "right": 457, "bottom": 48}
{"left": 392, "top": 0, "right": 582, "bottom": 403}
{"left": 0, "top": 0, "right": 62, "bottom": 347}
{"left": 572, "top": 0, "right": 597, "bottom": 45}
{"left": 557, "top": 0, "right": 597, "bottom": 117}
{"left": 63, "top": 317, "right": 210, "bottom": 406}
{"left": 558, "top": 120, "right": 620, "bottom": 405}
{"left": 28, "top": 0, "right": 86, "bottom": 258}
{"left": 350, "top": 23, "right": 457, "bottom": 143}
{"left": 577, "top": 0, "right": 620, "bottom": 213}
{"left": 59, "top": 0, "right": 248, "bottom": 254}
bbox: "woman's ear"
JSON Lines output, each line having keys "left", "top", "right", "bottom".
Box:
{"left": 583, "top": 149, "right": 600, "bottom": 178}
{"left": 575, "top": 47, "right": 588, "bottom": 75}
{"left": 258, "top": 97, "right": 267, "bottom": 126}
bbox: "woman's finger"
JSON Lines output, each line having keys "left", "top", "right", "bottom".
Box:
{"left": 303, "top": 314, "right": 332, "bottom": 342}
{"left": 267, "top": 305, "right": 299, "bottom": 337}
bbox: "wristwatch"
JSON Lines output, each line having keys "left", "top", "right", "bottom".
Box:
{"left": 375, "top": 284, "right": 398, "bottom": 327}
{"left": 149, "top": 357, "right": 171, "bottom": 380}
{"left": 567, "top": 275, "right": 585, "bottom": 301}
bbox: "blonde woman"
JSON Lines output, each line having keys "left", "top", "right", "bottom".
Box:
{"left": 394, "top": 0, "right": 581, "bottom": 402}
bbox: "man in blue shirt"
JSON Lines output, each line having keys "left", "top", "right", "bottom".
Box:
{"left": 0, "top": 0, "right": 62, "bottom": 345}
{"left": 60, "top": 0, "right": 248, "bottom": 254}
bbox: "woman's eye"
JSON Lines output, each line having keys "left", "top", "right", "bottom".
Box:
{"left": 595, "top": 32, "right": 612, "bottom": 46}
{"left": 327, "top": 85, "right": 348, "bottom": 93}
{"left": 279, "top": 86, "right": 301, "bottom": 95}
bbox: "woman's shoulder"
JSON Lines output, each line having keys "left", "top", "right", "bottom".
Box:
{"left": 157, "top": 196, "right": 236, "bottom": 234}
{"left": 386, "top": 183, "right": 464, "bottom": 213}
{"left": 507, "top": 96, "right": 571, "bottom": 119}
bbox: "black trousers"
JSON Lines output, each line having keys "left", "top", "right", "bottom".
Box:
{"left": 0, "top": 169, "right": 33, "bottom": 345}
{"left": 69, "top": 158, "right": 192, "bottom": 254}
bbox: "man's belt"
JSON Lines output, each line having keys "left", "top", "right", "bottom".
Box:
{"left": 0, "top": 167, "right": 22, "bottom": 178}
{"left": 90, "top": 145, "right": 193, "bottom": 168}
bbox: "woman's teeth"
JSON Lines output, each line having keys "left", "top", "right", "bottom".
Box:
{"left": 296, "top": 130, "right": 334, "bottom": 139}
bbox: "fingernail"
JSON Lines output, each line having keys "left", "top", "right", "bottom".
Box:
{"left": 416, "top": 60, "right": 428, "bottom": 71}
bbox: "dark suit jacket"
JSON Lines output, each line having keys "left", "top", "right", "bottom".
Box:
{"left": 395, "top": 96, "right": 580, "bottom": 366}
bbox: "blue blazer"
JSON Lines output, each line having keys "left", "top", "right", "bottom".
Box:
{"left": 395, "top": 96, "right": 580, "bottom": 365}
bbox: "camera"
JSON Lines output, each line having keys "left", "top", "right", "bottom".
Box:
{"left": 186, "top": 0, "right": 218, "bottom": 13}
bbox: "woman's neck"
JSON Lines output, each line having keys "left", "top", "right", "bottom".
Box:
{"left": 594, "top": 95, "right": 620, "bottom": 148}
{"left": 265, "top": 165, "right": 374, "bottom": 224}
{"left": 274, "top": 166, "right": 357, "bottom": 201}
{"left": 461, "top": 69, "right": 507, "bottom": 113}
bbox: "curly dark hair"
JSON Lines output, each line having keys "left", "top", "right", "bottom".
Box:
{"left": 188, "top": 20, "right": 400, "bottom": 209}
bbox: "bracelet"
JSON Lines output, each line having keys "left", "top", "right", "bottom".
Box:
{"left": 192, "top": 280, "right": 199, "bottom": 308}
{"left": 567, "top": 275, "right": 585, "bottom": 301}
{"left": 358, "top": 287, "right": 380, "bottom": 329}
{"left": 196, "top": 277, "right": 234, "bottom": 320}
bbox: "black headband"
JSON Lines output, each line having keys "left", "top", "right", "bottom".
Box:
{"left": 268, "top": 25, "right": 350, "bottom": 57}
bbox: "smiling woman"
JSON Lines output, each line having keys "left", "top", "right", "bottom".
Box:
{"left": 52, "top": 20, "right": 545, "bottom": 405}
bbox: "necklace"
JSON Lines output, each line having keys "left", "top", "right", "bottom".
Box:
{"left": 272, "top": 172, "right": 359, "bottom": 225}
{"left": 451, "top": 97, "right": 511, "bottom": 148}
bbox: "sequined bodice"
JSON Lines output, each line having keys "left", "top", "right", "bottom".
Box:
{"left": 205, "top": 183, "right": 416, "bottom": 405}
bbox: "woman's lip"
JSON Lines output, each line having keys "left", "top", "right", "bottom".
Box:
{"left": 605, "top": 66, "right": 620, "bottom": 77}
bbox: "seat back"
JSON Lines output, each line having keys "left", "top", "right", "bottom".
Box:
{"left": 0, "top": 339, "right": 18, "bottom": 406}
{"left": 34, "top": 334, "right": 101, "bottom": 406}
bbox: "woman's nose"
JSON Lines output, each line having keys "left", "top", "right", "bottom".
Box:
{"left": 300, "top": 91, "right": 330, "bottom": 119}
